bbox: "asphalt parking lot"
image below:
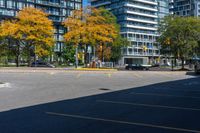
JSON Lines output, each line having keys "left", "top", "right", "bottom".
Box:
{"left": 0, "top": 70, "right": 199, "bottom": 133}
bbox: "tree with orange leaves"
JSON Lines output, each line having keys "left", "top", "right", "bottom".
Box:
{"left": 0, "top": 7, "right": 54, "bottom": 66}
{"left": 17, "top": 7, "right": 54, "bottom": 66}
{"left": 63, "top": 7, "right": 119, "bottom": 65}
{"left": 0, "top": 20, "right": 22, "bottom": 67}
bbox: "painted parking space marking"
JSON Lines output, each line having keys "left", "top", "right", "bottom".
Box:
{"left": 184, "top": 81, "right": 200, "bottom": 86}
{"left": 150, "top": 86, "right": 200, "bottom": 93}
{"left": 130, "top": 92, "right": 200, "bottom": 99}
{"left": 46, "top": 112, "right": 200, "bottom": 133}
{"left": 97, "top": 100, "right": 200, "bottom": 111}
{"left": 155, "top": 88, "right": 200, "bottom": 93}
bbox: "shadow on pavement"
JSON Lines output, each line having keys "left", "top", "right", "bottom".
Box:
{"left": 186, "top": 71, "right": 200, "bottom": 77}
{"left": 0, "top": 76, "right": 200, "bottom": 133}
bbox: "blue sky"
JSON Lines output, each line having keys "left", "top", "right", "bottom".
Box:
{"left": 83, "top": 0, "right": 88, "bottom": 7}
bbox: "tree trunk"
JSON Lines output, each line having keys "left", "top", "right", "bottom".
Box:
{"left": 93, "top": 46, "right": 96, "bottom": 60}
{"left": 174, "top": 57, "right": 177, "bottom": 67}
{"left": 58, "top": 55, "right": 62, "bottom": 66}
{"left": 181, "top": 57, "right": 184, "bottom": 70}
{"left": 113, "top": 61, "right": 115, "bottom": 67}
{"left": 15, "top": 55, "right": 19, "bottom": 67}
{"left": 28, "top": 49, "right": 32, "bottom": 67}
{"left": 50, "top": 52, "right": 53, "bottom": 63}
{"left": 84, "top": 45, "right": 88, "bottom": 67}
{"left": 15, "top": 42, "right": 20, "bottom": 67}
{"left": 75, "top": 45, "right": 78, "bottom": 68}
{"left": 101, "top": 44, "right": 104, "bottom": 62}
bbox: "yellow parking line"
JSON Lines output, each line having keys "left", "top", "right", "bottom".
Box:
{"left": 107, "top": 73, "right": 112, "bottom": 78}
{"left": 46, "top": 112, "right": 200, "bottom": 133}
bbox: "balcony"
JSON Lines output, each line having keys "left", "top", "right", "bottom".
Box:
{"left": 126, "top": 17, "right": 158, "bottom": 24}
{"left": 92, "top": 1, "right": 111, "bottom": 7}
{"left": 125, "top": 52, "right": 160, "bottom": 57}
{"left": 125, "top": 10, "right": 158, "bottom": 18}
{"left": 35, "top": 0, "right": 60, "bottom": 7}
{"left": 128, "top": 38, "right": 157, "bottom": 42}
{"left": 126, "top": 24, "right": 157, "bottom": 31}
{"left": 125, "top": 53, "right": 160, "bottom": 57}
{"left": 125, "top": 3, "right": 158, "bottom": 12}
{"left": 0, "top": 9, "right": 15, "bottom": 16}
{"left": 132, "top": 0, "right": 158, "bottom": 5}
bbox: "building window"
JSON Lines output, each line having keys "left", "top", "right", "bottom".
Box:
{"left": 17, "top": 2, "right": 25, "bottom": 9}
{"left": 7, "top": 0, "right": 15, "bottom": 9}
{"left": 0, "top": 0, "right": 5, "bottom": 7}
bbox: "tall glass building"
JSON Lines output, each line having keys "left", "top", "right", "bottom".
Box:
{"left": 0, "top": 0, "right": 82, "bottom": 53}
{"left": 169, "top": 0, "right": 174, "bottom": 14}
{"left": 91, "top": 0, "right": 169, "bottom": 65}
{"left": 172, "top": 0, "right": 200, "bottom": 17}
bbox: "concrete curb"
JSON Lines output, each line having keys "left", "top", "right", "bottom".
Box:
{"left": 0, "top": 67, "right": 118, "bottom": 72}
{"left": 76, "top": 68, "right": 117, "bottom": 71}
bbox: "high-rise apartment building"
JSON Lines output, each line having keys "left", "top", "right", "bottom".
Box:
{"left": 0, "top": 0, "right": 82, "bottom": 53}
{"left": 91, "top": 0, "right": 169, "bottom": 65}
{"left": 173, "top": 0, "right": 200, "bottom": 16}
{"left": 169, "top": 0, "right": 174, "bottom": 14}
{"left": 158, "top": 0, "right": 170, "bottom": 20}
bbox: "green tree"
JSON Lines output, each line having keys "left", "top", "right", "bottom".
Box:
{"left": 62, "top": 44, "right": 76, "bottom": 65}
{"left": 110, "top": 36, "right": 129, "bottom": 64}
{"left": 0, "top": 40, "right": 9, "bottom": 65}
{"left": 159, "top": 16, "right": 200, "bottom": 69}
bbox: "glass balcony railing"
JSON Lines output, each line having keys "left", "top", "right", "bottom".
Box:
{"left": 35, "top": 0, "right": 60, "bottom": 7}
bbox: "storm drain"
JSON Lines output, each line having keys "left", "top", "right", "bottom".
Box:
{"left": 0, "top": 82, "right": 4, "bottom": 85}
{"left": 98, "top": 88, "right": 111, "bottom": 91}
{"left": 0, "top": 82, "right": 5, "bottom": 88}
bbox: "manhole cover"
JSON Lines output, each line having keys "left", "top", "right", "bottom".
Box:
{"left": 99, "top": 88, "right": 111, "bottom": 91}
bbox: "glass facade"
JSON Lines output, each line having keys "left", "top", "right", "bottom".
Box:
{"left": 169, "top": 0, "right": 174, "bottom": 14}
{"left": 0, "top": 0, "right": 82, "bottom": 52}
{"left": 92, "top": 0, "right": 169, "bottom": 65}
{"left": 173, "top": 0, "right": 200, "bottom": 17}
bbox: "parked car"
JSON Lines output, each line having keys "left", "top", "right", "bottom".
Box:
{"left": 125, "top": 64, "right": 151, "bottom": 70}
{"left": 31, "top": 61, "right": 55, "bottom": 68}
